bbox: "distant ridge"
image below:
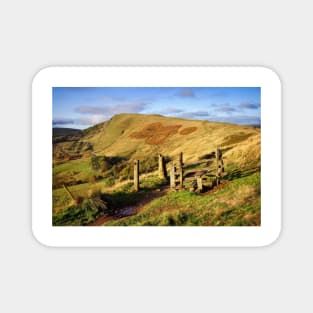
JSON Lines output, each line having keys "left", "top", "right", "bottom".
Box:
{"left": 249, "top": 124, "right": 261, "bottom": 128}
{"left": 53, "top": 127, "right": 82, "bottom": 137}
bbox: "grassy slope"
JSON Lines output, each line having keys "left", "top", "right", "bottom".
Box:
{"left": 54, "top": 113, "right": 260, "bottom": 168}
{"left": 105, "top": 172, "right": 260, "bottom": 226}
{"left": 83, "top": 113, "right": 260, "bottom": 162}
{"left": 53, "top": 113, "right": 261, "bottom": 225}
{"left": 54, "top": 113, "right": 260, "bottom": 182}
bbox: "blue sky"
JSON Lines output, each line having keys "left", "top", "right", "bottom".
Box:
{"left": 53, "top": 87, "right": 261, "bottom": 129}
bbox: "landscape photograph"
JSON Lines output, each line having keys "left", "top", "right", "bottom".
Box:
{"left": 52, "top": 87, "right": 261, "bottom": 226}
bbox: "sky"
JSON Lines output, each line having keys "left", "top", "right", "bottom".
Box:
{"left": 53, "top": 87, "right": 261, "bottom": 129}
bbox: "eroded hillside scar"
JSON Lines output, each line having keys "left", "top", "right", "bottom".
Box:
{"left": 129, "top": 122, "right": 198, "bottom": 144}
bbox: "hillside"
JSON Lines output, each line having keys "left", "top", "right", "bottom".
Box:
{"left": 52, "top": 113, "right": 261, "bottom": 226}
{"left": 55, "top": 113, "right": 260, "bottom": 165}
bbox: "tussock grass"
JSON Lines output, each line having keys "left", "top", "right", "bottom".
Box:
{"left": 53, "top": 190, "right": 108, "bottom": 226}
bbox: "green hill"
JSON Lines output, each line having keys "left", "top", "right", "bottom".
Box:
{"left": 52, "top": 113, "right": 261, "bottom": 226}
{"left": 55, "top": 113, "right": 260, "bottom": 164}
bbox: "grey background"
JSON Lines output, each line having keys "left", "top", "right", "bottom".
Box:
{"left": 0, "top": 0, "right": 311, "bottom": 312}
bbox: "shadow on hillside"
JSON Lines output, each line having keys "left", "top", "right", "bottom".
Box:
{"left": 223, "top": 166, "right": 260, "bottom": 181}
{"left": 197, "top": 146, "right": 234, "bottom": 161}
{"left": 103, "top": 179, "right": 169, "bottom": 218}
{"left": 220, "top": 146, "right": 234, "bottom": 154}
{"left": 105, "top": 190, "right": 146, "bottom": 213}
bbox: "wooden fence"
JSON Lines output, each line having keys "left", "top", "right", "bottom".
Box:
{"left": 132, "top": 148, "right": 225, "bottom": 193}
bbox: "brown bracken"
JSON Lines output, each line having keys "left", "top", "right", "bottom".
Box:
{"left": 129, "top": 122, "right": 182, "bottom": 144}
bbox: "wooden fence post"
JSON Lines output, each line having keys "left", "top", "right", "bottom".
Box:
{"left": 178, "top": 152, "right": 184, "bottom": 189}
{"left": 158, "top": 154, "right": 167, "bottom": 179}
{"left": 215, "top": 147, "right": 224, "bottom": 185}
{"left": 216, "top": 147, "right": 220, "bottom": 185}
{"left": 196, "top": 177, "right": 203, "bottom": 192}
{"left": 221, "top": 157, "right": 225, "bottom": 173}
{"left": 216, "top": 146, "right": 219, "bottom": 171}
{"left": 170, "top": 162, "right": 176, "bottom": 189}
{"left": 179, "top": 166, "right": 184, "bottom": 189}
{"left": 134, "top": 160, "right": 139, "bottom": 191}
{"left": 179, "top": 152, "right": 183, "bottom": 167}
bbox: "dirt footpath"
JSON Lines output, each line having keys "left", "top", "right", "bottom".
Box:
{"left": 88, "top": 186, "right": 169, "bottom": 226}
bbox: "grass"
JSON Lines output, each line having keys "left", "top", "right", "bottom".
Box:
{"left": 104, "top": 171, "right": 260, "bottom": 226}
{"left": 53, "top": 151, "right": 261, "bottom": 226}
{"left": 53, "top": 177, "right": 123, "bottom": 210}
{"left": 53, "top": 167, "right": 261, "bottom": 226}
{"left": 53, "top": 158, "right": 97, "bottom": 187}
{"left": 52, "top": 174, "right": 168, "bottom": 225}
{"left": 52, "top": 154, "right": 167, "bottom": 210}
{"left": 53, "top": 191, "right": 108, "bottom": 226}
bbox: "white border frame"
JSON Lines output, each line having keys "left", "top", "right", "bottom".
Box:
{"left": 32, "top": 67, "right": 281, "bottom": 247}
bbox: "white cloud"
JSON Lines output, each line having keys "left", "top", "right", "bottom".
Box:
{"left": 75, "top": 102, "right": 148, "bottom": 115}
